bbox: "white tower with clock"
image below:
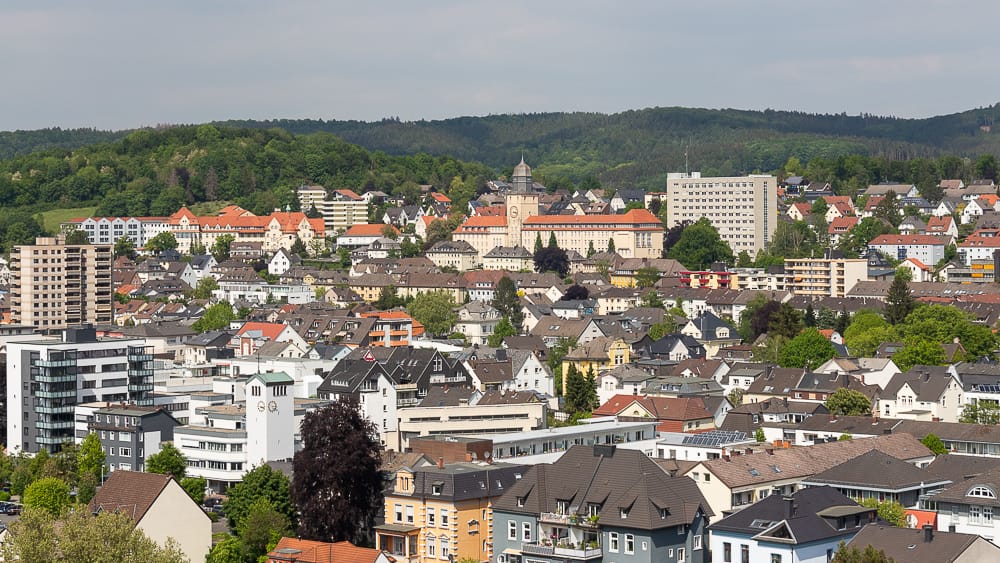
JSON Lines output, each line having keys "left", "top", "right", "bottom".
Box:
{"left": 245, "top": 371, "right": 295, "bottom": 468}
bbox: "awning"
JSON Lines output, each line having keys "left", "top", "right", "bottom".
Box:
{"left": 502, "top": 548, "right": 522, "bottom": 555}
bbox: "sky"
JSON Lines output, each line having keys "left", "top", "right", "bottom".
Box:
{"left": 3, "top": 1, "right": 999, "bottom": 131}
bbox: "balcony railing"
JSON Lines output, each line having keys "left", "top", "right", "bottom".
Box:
{"left": 539, "top": 512, "right": 600, "bottom": 529}
{"left": 522, "top": 541, "right": 602, "bottom": 559}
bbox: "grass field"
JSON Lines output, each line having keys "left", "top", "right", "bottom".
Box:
{"left": 36, "top": 206, "right": 97, "bottom": 233}
{"left": 188, "top": 201, "right": 233, "bottom": 216}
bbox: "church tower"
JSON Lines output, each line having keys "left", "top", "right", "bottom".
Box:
{"left": 506, "top": 157, "right": 539, "bottom": 248}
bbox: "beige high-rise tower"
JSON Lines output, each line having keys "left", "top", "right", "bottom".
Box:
{"left": 10, "top": 236, "right": 113, "bottom": 331}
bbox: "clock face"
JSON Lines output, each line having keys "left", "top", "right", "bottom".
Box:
{"left": 257, "top": 401, "right": 266, "bottom": 412}
{"left": 509, "top": 205, "right": 519, "bottom": 218}
{"left": 268, "top": 400, "right": 278, "bottom": 413}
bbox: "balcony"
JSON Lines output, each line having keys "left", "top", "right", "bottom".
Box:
{"left": 128, "top": 383, "right": 154, "bottom": 393}
{"left": 36, "top": 389, "right": 76, "bottom": 399}
{"left": 36, "top": 405, "right": 75, "bottom": 415}
{"left": 539, "top": 512, "right": 599, "bottom": 529}
{"left": 128, "top": 353, "right": 153, "bottom": 362}
{"left": 35, "top": 420, "right": 74, "bottom": 430}
{"left": 522, "top": 541, "right": 602, "bottom": 560}
{"left": 34, "top": 373, "right": 77, "bottom": 384}
{"left": 35, "top": 359, "right": 76, "bottom": 368}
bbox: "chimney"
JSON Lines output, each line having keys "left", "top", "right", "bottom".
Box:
{"left": 437, "top": 457, "right": 444, "bottom": 469}
{"left": 923, "top": 524, "right": 934, "bottom": 543}
{"left": 883, "top": 428, "right": 892, "bottom": 435}
{"left": 783, "top": 497, "right": 794, "bottom": 519}
{"left": 465, "top": 452, "right": 473, "bottom": 462}
{"left": 766, "top": 448, "right": 774, "bottom": 455}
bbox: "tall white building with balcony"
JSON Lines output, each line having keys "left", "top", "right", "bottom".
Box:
{"left": 7, "top": 326, "right": 154, "bottom": 454}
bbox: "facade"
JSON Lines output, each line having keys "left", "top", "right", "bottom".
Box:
{"left": 64, "top": 216, "right": 169, "bottom": 248}
{"left": 90, "top": 470, "right": 212, "bottom": 563}
{"left": 395, "top": 400, "right": 546, "bottom": 451}
{"left": 65, "top": 205, "right": 326, "bottom": 255}
{"left": 492, "top": 444, "right": 713, "bottom": 563}
{"left": 923, "top": 466, "right": 1000, "bottom": 546}
{"left": 10, "top": 236, "right": 114, "bottom": 330}
{"left": 7, "top": 326, "right": 154, "bottom": 454}
{"left": 376, "top": 460, "right": 525, "bottom": 563}
{"left": 868, "top": 234, "right": 949, "bottom": 266}
{"left": 784, "top": 254, "right": 867, "bottom": 297}
{"left": 86, "top": 405, "right": 180, "bottom": 472}
{"left": 664, "top": 172, "right": 777, "bottom": 256}
{"left": 482, "top": 246, "right": 534, "bottom": 271}
{"left": 426, "top": 240, "right": 479, "bottom": 271}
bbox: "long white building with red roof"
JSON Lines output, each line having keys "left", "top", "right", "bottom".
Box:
{"left": 65, "top": 205, "right": 326, "bottom": 255}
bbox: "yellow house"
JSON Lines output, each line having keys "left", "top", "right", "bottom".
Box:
{"left": 560, "top": 336, "right": 630, "bottom": 394}
{"left": 376, "top": 461, "right": 526, "bottom": 563}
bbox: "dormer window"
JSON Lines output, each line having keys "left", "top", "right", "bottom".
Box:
{"left": 620, "top": 508, "right": 629, "bottom": 519}
{"left": 516, "top": 496, "right": 525, "bottom": 507}
{"left": 968, "top": 486, "right": 997, "bottom": 499}
{"left": 660, "top": 508, "right": 669, "bottom": 519}
{"left": 556, "top": 500, "right": 569, "bottom": 514}
{"left": 432, "top": 483, "right": 443, "bottom": 495}
{"left": 433, "top": 357, "right": 443, "bottom": 372}
{"left": 588, "top": 503, "right": 601, "bottom": 516}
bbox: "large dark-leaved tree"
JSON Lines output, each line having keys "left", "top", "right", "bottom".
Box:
{"left": 291, "top": 397, "right": 383, "bottom": 546}
{"left": 534, "top": 246, "right": 569, "bottom": 277}
{"left": 667, "top": 217, "right": 733, "bottom": 270}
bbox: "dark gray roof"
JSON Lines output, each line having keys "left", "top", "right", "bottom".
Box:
{"left": 419, "top": 386, "right": 477, "bottom": 407}
{"left": 805, "top": 449, "right": 949, "bottom": 490}
{"left": 493, "top": 444, "right": 712, "bottom": 530}
{"left": 407, "top": 462, "right": 526, "bottom": 502}
{"left": 926, "top": 454, "right": 1000, "bottom": 485}
{"left": 709, "top": 486, "right": 873, "bottom": 544}
{"left": 883, "top": 367, "right": 954, "bottom": 401}
{"left": 846, "top": 524, "right": 996, "bottom": 563}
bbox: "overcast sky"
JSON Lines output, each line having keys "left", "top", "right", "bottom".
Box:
{"left": 3, "top": 1, "right": 998, "bottom": 131}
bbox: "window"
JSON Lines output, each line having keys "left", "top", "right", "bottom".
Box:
{"left": 742, "top": 544, "right": 750, "bottom": 563}
{"left": 516, "top": 496, "right": 525, "bottom": 507}
{"left": 771, "top": 555, "right": 782, "bottom": 563}
{"left": 427, "top": 508, "right": 435, "bottom": 526}
{"left": 432, "top": 484, "right": 442, "bottom": 495}
{"left": 507, "top": 521, "right": 516, "bottom": 540}
{"left": 609, "top": 532, "right": 619, "bottom": 552}
{"left": 694, "top": 535, "right": 702, "bottom": 550}
{"left": 439, "top": 536, "right": 449, "bottom": 559}
{"left": 426, "top": 534, "right": 436, "bottom": 557}
{"left": 968, "top": 486, "right": 997, "bottom": 499}
{"left": 522, "top": 522, "right": 531, "bottom": 541}
{"left": 442, "top": 512, "right": 449, "bottom": 527}
{"left": 394, "top": 504, "right": 402, "bottom": 522}
{"left": 405, "top": 505, "right": 414, "bottom": 524}
{"left": 678, "top": 547, "right": 686, "bottom": 562}
{"left": 119, "top": 447, "right": 131, "bottom": 457}
{"left": 724, "top": 542, "right": 732, "bottom": 562}
{"left": 251, "top": 385, "right": 261, "bottom": 397}
{"left": 619, "top": 508, "right": 629, "bottom": 519}
{"left": 625, "top": 534, "right": 634, "bottom": 554}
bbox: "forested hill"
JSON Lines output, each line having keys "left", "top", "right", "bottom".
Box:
{"left": 219, "top": 104, "right": 1000, "bottom": 190}
{"left": 0, "top": 128, "right": 125, "bottom": 160}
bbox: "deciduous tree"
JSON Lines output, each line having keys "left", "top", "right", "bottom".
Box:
{"left": 292, "top": 398, "right": 383, "bottom": 546}
{"left": 211, "top": 233, "right": 235, "bottom": 262}
{"left": 491, "top": 276, "right": 524, "bottom": 329}
{"left": 406, "top": 291, "right": 458, "bottom": 337}
{"left": 891, "top": 339, "right": 946, "bottom": 371}
{"left": 145, "top": 231, "right": 178, "bottom": 254}
{"left": 831, "top": 541, "right": 896, "bottom": 563}
{"left": 824, "top": 388, "right": 872, "bottom": 416}
{"left": 667, "top": 218, "right": 733, "bottom": 270}
{"left": 145, "top": 442, "right": 187, "bottom": 481}
{"left": 533, "top": 246, "right": 569, "bottom": 277}
{"left": 22, "top": 477, "right": 71, "bottom": 516}
{"left": 192, "top": 302, "right": 236, "bottom": 333}
{"left": 487, "top": 317, "right": 517, "bottom": 347}
{"left": 921, "top": 433, "right": 948, "bottom": 455}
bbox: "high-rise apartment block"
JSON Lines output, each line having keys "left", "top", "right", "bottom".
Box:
{"left": 10, "top": 236, "right": 113, "bottom": 331}
{"left": 664, "top": 172, "right": 777, "bottom": 257}
{"left": 296, "top": 185, "right": 369, "bottom": 233}
{"left": 7, "top": 326, "right": 154, "bottom": 454}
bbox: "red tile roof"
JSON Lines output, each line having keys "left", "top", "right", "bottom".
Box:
{"left": 344, "top": 224, "right": 399, "bottom": 237}
{"left": 430, "top": 192, "right": 452, "bottom": 203}
{"left": 828, "top": 216, "right": 858, "bottom": 233}
{"left": 237, "top": 322, "right": 289, "bottom": 341}
{"left": 593, "top": 394, "right": 713, "bottom": 423}
{"left": 524, "top": 209, "right": 661, "bottom": 226}
{"left": 334, "top": 189, "right": 363, "bottom": 201}
{"left": 959, "top": 235, "right": 1000, "bottom": 248}
{"left": 926, "top": 216, "right": 954, "bottom": 232}
{"left": 268, "top": 538, "right": 386, "bottom": 563}
{"left": 454, "top": 216, "right": 508, "bottom": 231}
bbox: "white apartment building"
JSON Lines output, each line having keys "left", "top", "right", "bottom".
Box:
{"left": 665, "top": 172, "right": 778, "bottom": 256}
{"left": 296, "top": 185, "right": 369, "bottom": 233}
{"left": 7, "top": 326, "right": 154, "bottom": 454}
{"left": 784, "top": 254, "right": 868, "bottom": 297}
{"left": 66, "top": 217, "right": 171, "bottom": 247}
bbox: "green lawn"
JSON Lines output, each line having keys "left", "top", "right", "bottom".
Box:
{"left": 188, "top": 201, "right": 233, "bottom": 216}
{"left": 36, "top": 206, "right": 97, "bottom": 233}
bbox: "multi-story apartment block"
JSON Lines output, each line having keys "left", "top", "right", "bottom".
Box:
{"left": 10, "top": 236, "right": 113, "bottom": 331}
{"left": 784, "top": 251, "right": 868, "bottom": 297}
{"left": 868, "top": 234, "right": 950, "bottom": 266}
{"left": 297, "top": 185, "right": 370, "bottom": 234}
{"left": 665, "top": 172, "right": 777, "bottom": 256}
{"left": 66, "top": 216, "right": 171, "bottom": 248}
{"left": 85, "top": 405, "right": 180, "bottom": 472}
{"left": 377, "top": 460, "right": 526, "bottom": 563}
{"left": 7, "top": 326, "right": 154, "bottom": 454}
{"left": 492, "top": 444, "right": 713, "bottom": 563}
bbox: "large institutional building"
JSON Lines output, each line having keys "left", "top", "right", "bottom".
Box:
{"left": 65, "top": 205, "right": 326, "bottom": 255}
{"left": 10, "top": 236, "right": 114, "bottom": 331}
{"left": 453, "top": 159, "right": 664, "bottom": 263}
{"left": 296, "top": 185, "right": 369, "bottom": 233}
{"left": 664, "top": 172, "right": 777, "bottom": 257}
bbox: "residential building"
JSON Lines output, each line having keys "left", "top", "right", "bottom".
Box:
{"left": 394, "top": 392, "right": 546, "bottom": 451}
{"left": 800, "top": 449, "right": 950, "bottom": 507}
{"left": 868, "top": 234, "right": 950, "bottom": 266}
{"left": 492, "top": 444, "right": 713, "bottom": 563}
{"left": 560, "top": 336, "right": 630, "bottom": 394}
{"left": 923, "top": 465, "right": 1000, "bottom": 546}
{"left": 90, "top": 470, "right": 212, "bottom": 563}
{"left": 958, "top": 234, "right": 1000, "bottom": 265}
{"left": 685, "top": 434, "right": 934, "bottom": 521}
{"left": 784, "top": 251, "right": 867, "bottom": 297}
{"left": 846, "top": 524, "right": 1000, "bottom": 563}
{"left": 376, "top": 460, "right": 525, "bottom": 563}
{"left": 877, "top": 366, "right": 964, "bottom": 422}
{"left": 9, "top": 236, "right": 113, "bottom": 330}
{"left": 455, "top": 302, "right": 501, "bottom": 346}
{"left": 479, "top": 419, "right": 659, "bottom": 462}
{"left": 593, "top": 394, "right": 716, "bottom": 433}
{"left": 664, "top": 172, "right": 777, "bottom": 256}
{"left": 709, "top": 487, "right": 876, "bottom": 563}
{"left": 425, "top": 240, "right": 479, "bottom": 271}
{"left": 86, "top": 405, "right": 180, "bottom": 472}
{"left": 7, "top": 326, "right": 155, "bottom": 454}
{"left": 482, "top": 246, "right": 534, "bottom": 272}
{"left": 63, "top": 216, "right": 170, "bottom": 248}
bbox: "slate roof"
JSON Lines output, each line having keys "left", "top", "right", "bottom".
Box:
{"left": 89, "top": 470, "right": 174, "bottom": 522}
{"left": 470, "top": 360, "right": 513, "bottom": 384}
{"left": 925, "top": 454, "right": 1000, "bottom": 485}
{"left": 804, "top": 449, "right": 949, "bottom": 490}
{"left": 883, "top": 366, "right": 955, "bottom": 401}
{"left": 709, "top": 486, "right": 873, "bottom": 545}
{"left": 698, "top": 434, "right": 932, "bottom": 488}
{"left": 493, "top": 444, "right": 713, "bottom": 530}
{"left": 846, "top": 524, "right": 998, "bottom": 563}
{"left": 418, "top": 385, "right": 477, "bottom": 407}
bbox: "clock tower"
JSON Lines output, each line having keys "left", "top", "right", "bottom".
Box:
{"left": 506, "top": 157, "right": 539, "bottom": 248}
{"left": 245, "top": 371, "right": 295, "bottom": 468}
